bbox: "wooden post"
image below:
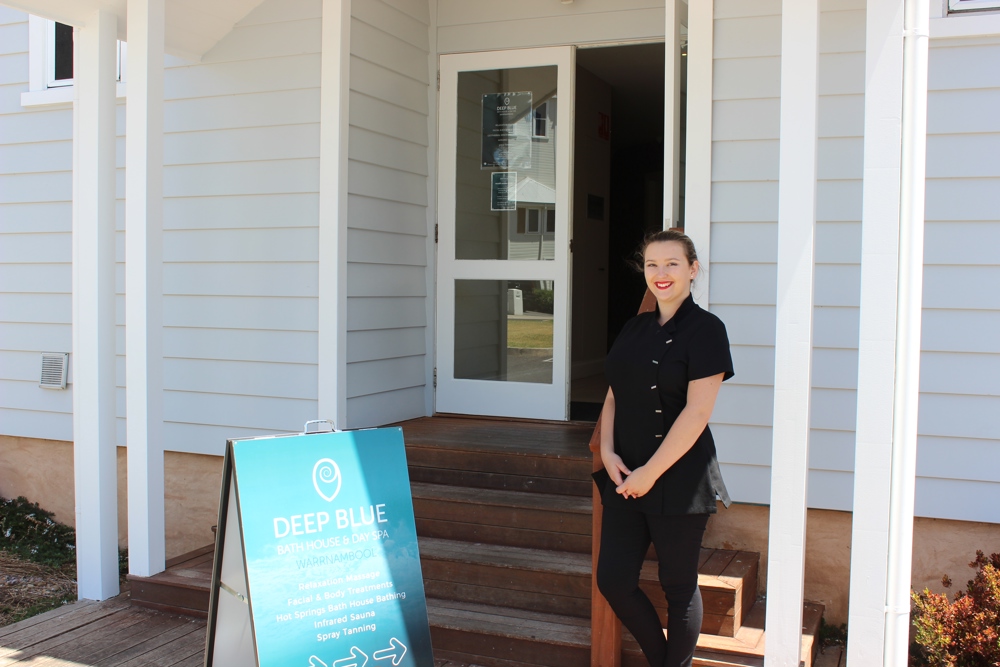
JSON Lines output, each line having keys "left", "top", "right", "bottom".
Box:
{"left": 590, "top": 291, "right": 657, "bottom": 667}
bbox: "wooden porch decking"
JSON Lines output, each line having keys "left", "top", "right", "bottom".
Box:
{"left": 0, "top": 597, "right": 845, "bottom": 667}
{"left": 52, "top": 416, "right": 830, "bottom": 667}
{"left": 0, "top": 596, "right": 470, "bottom": 667}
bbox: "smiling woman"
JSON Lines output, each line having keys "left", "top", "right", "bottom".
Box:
{"left": 596, "top": 229, "right": 734, "bottom": 667}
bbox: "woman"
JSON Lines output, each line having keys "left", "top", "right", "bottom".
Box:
{"left": 596, "top": 230, "right": 733, "bottom": 667}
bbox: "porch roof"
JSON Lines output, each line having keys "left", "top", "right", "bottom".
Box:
{"left": 1, "top": 0, "right": 265, "bottom": 60}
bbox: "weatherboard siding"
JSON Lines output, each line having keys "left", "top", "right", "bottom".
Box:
{"left": 710, "top": 0, "right": 1000, "bottom": 523}
{"left": 710, "top": 0, "right": 868, "bottom": 512}
{"left": 0, "top": 9, "right": 75, "bottom": 442}
{"left": 344, "top": 0, "right": 433, "bottom": 428}
{"left": 155, "top": 0, "right": 323, "bottom": 454}
{"left": 915, "top": 36, "right": 1000, "bottom": 522}
{"left": 436, "top": 0, "right": 666, "bottom": 54}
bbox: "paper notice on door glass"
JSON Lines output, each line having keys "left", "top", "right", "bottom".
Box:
{"left": 491, "top": 172, "right": 516, "bottom": 211}
{"left": 481, "top": 92, "right": 532, "bottom": 170}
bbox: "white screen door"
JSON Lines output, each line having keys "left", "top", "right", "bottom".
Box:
{"left": 436, "top": 47, "right": 575, "bottom": 420}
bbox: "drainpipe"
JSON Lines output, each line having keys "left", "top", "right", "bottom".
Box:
{"left": 883, "top": 0, "right": 929, "bottom": 664}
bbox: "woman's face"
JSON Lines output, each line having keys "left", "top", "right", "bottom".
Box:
{"left": 644, "top": 240, "right": 697, "bottom": 302}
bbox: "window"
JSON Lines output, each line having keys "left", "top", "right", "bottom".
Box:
{"left": 526, "top": 208, "right": 541, "bottom": 233}
{"left": 516, "top": 207, "right": 555, "bottom": 235}
{"left": 51, "top": 22, "right": 73, "bottom": 85}
{"left": 533, "top": 102, "right": 548, "bottom": 138}
{"left": 949, "top": 0, "right": 1000, "bottom": 11}
{"left": 22, "top": 15, "right": 126, "bottom": 107}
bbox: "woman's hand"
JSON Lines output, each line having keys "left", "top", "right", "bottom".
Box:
{"left": 615, "top": 465, "right": 657, "bottom": 499}
{"left": 601, "top": 451, "right": 632, "bottom": 487}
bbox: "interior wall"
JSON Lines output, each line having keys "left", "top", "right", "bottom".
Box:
{"left": 571, "top": 66, "right": 612, "bottom": 380}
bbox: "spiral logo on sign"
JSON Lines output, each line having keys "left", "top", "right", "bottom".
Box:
{"left": 312, "top": 458, "right": 342, "bottom": 502}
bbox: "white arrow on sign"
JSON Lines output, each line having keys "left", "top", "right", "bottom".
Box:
{"left": 373, "top": 638, "right": 407, "bottom": 666}
{"left": 333, "top": 646, "right": 369, "bottom": 667}
{"left": 309, "top": 657, "right": 329, "bottom": 667}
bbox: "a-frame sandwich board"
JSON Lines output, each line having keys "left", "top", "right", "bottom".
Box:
{"left": 204, "top": 427, "right": 434, "bottom": 667}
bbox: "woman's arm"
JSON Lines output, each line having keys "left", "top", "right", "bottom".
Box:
{"left": 615, "top": 372, "right": 725, "bottom": 499}
{"left": 599, "top": 388, "right": 632, "bottom": 486}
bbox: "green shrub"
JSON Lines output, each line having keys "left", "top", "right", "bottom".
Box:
{"left": 523, "top": 288, "right": 554, "bottom": 314}
{"left": 911, "top": 551, "right": 1000, "bottom": 667}
{"left": 0, "top": 496, "right": 76, "bottom": 567}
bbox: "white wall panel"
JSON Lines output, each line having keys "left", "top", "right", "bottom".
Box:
{"left": 346, "top": 385, "right": 427, "bottom": 429}
{"left": 710, "top": 0, "right": 868, "bottom": 515}
{"left": 927, "top": 41, "right": 1000, "bottom": 92}
{"left": 344, "top": 0, "right": 431, "bottom": 428}
{"left": 436, "top": 3, "right": 665, "bottom": 54}
{"left": 0, "top": 13, "right": 74, "bottom": 442}
{"left": 0, "top": 202, "right": 70, "bottom": 233}
{"left": 164, "top": 328, "right": 318, "bottom": 364}
{"left": 163, "top": 194, "right": 318, "bottom": 230}
{"left": 163, "top": 295, "right": 317, "bottom": 331}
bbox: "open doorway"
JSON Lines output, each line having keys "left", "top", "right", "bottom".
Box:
{"left": 570, "top": 43, "right": 675, "bottom": 420}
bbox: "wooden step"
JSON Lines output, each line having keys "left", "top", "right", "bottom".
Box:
{"left": 428, "top": 598, "right": 591, "bottom": 667}
{"left": 420, "top": 537, "right": 592, "bottom": 618}
{"left": 412, "top": 482, "right": 593, "bottom": 553}
{"left": 427, "top": 598, "right": 824, "bottom": 667}
{"left": 406, "top": 445, "right": 593, "bottom": 497}
{"left": 622, "top": 599, "right": 825, "bottom": 667}
{"left": 402, "top": 416, "right": 594, "bottom": 497}
{"left": 640, "top": 548, "right": 759, "bottom": 637}
{"left": 128, "top": 545, "right": 214, "bottom": 617}
{"left": 419, "top": 537, "right": 758, "bottom": 637}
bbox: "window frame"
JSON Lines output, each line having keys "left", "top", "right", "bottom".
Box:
{"left": 949, "top": 0, "right": 1000, "bottom": 12}
{"left": 22, "top": 15, "right": 127, "bottom": 108}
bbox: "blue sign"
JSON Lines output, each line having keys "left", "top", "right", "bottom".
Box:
{"left": 229, "top": 428, "right": 433, "bottom": 667}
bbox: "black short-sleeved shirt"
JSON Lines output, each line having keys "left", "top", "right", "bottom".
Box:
{"left": 602, "top": 294, "right": 734, "bottom": 515}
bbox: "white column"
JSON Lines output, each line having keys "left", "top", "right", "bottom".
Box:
{"left": 125, "top": 0, "right": 166, "bottom": 577}
{"left": 846, "top": 0, "right": 904, "bottom": 664}
{"left": 764, "top": 1, "right": 820, "bottom": 665}
{"left": 884, "top": 1, "right": 929, "bottom": 664}
{"left": 318, "top": 0, "right": 352, "bottom": 430}
{"left": 72, "top": 9, "right": 120, "bottom": 601}
{"left": 662, "top": 0, "right": 681, "bottom": 229}
{"left": 684, "top": 0, "right": 713, "bottom": 306}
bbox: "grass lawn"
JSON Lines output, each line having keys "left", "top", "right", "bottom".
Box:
{"left": 507, "top": 318, "right": 553, "bottom": 348}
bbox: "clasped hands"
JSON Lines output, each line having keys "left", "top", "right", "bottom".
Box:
{"left": 602, "top": 452, "right": 657, "bottom": 500}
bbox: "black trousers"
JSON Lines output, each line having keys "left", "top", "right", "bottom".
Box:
{"left": 596, "top": 505, "right": 710, "bottom": 667}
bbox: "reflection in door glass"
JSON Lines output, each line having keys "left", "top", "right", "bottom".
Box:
{"left": 454, "top": 279, "right": 554, "bottom": 384}
{"left": 456, "top": 67, "right": 557, "bottom": 261}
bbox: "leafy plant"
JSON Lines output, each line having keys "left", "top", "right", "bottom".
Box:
{"left": 911, "top": 550, "right": 1000, "bottom": 667}
{"left": 818, "top": 617, "right": 847, "bottom": 647}
{"left": 0, "top": 496, "right": 76, "bottom": 567}
{"left": 523, "top": 287, "right": 554, "bottom": 314}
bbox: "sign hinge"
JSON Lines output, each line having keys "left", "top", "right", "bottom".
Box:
{"left": 569, "top": 238, "right": 574, "bottom": 253}
{"left": 434, "top": 223, "right": 439, "bottom": 243}
{"left": 436, "top": 70, "right": 440, "bottom": 91}
{"left": 433, "top": 368, "right": 437, "bottom": 388}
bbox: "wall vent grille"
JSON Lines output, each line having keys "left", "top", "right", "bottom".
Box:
{"left": 40, "top": 353, "right": 68, "bottom": 389}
